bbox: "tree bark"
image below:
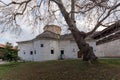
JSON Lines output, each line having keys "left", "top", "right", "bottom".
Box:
{"left": 71, "top": 28, "right": 97, "bottom": 63}
{"left": 65, "top": 21, "right": 97, "bottom": 63}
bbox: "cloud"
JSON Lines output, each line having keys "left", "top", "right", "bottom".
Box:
{"left": 0, "top": 24, "right": 36, "bottom": 46}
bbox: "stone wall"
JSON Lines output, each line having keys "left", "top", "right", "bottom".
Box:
{"left": 96, "top": 39, "right": 120, "bottom": 57}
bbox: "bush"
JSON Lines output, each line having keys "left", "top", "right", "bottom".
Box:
{"left": 0, "top": 42, "right": 19, "bottom": 62}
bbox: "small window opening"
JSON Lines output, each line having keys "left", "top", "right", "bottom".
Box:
{"left": 40, "top": 44, "right": 44, "bottom": 47}
{"left": 30, "top": 51, "right": 33, "bottom": 55}
{"left": 51, "top": 50, "right": 54, "bottom": 54}
{"left": 61, "top": 50, "right": 64, "bottom": 55}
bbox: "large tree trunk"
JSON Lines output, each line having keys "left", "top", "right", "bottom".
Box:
{"left": 51, "top": 0, "right": 97, "bottom": 63}
{"left": 71, "top": 30, "right": 97, "bottom": 63}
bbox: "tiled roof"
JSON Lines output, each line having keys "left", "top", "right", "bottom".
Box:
{"left": 0, "top": 44, "right": 5, "bottom": 48}
{"left": 60, "top": 34, "right": 74, "bottom": 40}
{"left": 90, "top": 21, "right": 120, "bottom": 44}
{"left": 36, "top": 30, "right": 76, "bottom": 40}
{"left": 97, "top": 31, "right": 120, "bottom": 45}
{"left": 18, "top": 30, "right": 97, "bottom": 44}
{"left": 43, "top": 25, "right": 61, "bottom": 30}
{"left": 36, "top": 31, "right": 60, "bottom": 40}
{"left": 18, "top": 31, "right": 75, "bottom": 43}
{"left": 92, "top": 21, "right": 120, "bottom": 39}
{"left": 0, "top": 44, "right": 17, "bottom": 50}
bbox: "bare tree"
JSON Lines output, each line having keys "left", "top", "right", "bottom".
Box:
{"left": 0, "top": 0, "right": 120, "bottom": 63}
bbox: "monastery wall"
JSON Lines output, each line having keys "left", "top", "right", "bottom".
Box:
{"left": 96, "top": 39, "right": 120, "bottom": 57}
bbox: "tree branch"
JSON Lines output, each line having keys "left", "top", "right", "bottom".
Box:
{"left": 87, "top": 2, "right": 120, "bottom": 35}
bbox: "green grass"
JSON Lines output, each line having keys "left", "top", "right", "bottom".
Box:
{"left": 0, "top": 59, "right": 120, "bottom": 80}
{"left": 0, "top": 62, "right": 22, "bottom": 79}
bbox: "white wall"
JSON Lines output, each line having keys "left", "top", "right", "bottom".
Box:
{"left": 33, "top": 39, "right": 59, "bottom": 61}
{"left": 59, "top": 40, "right": 79, "bottom": 59}
{"left": 18, "top": 39, "right": 97, "bottom": 61}
{"left": 18, "top": 39, "right": 60, "bottom": 61}
{"left": 69, "top": 41, "right": 79, "bottom": 58}
{"left": 96, "top": 39, "right": 120, "bottom": 57}
{"left": 18, "top": 41, "right": 34, "bottom": 61}
{"left": 59, "top": 40, "right": 70, "bottom": 59}
{"left": 59, "top": 40, "right": 96, "bottom": 59}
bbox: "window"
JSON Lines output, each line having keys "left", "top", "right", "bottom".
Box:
{"left": 61, "top": 50, "right": 64, "bottom": 55}
{"left": 73, "top": 49, "right": 75, "bottom": 52}
{"left": 40, "top": 44, "right": 44, "bottom": 47}
{"left": 23, "top": 50, "right": 25, "bottom": 54}
{"left": 60, "top": 50, "right": 65, "bottom": 60}
{"left": 30, "top": 51, "right": 33, "bottom": 55}
{"left": 34, "top": 50, "right": 36, "bottom": 54}
{"left": 51, "top": 50, "right": 54, "bottom": 54}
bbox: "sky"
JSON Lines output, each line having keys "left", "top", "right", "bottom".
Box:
{"left": 0, "top": 26, "right": 36, "bottom": 46}
{"left": 0, "top": 0, "right": 37, "bottom": 45}
{"left": 0, "top": 0, "right": 106, "bottom": 46}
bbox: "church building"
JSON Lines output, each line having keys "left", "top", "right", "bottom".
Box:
{"left": 17, "top": 25, "right": 97, "bottom": 61}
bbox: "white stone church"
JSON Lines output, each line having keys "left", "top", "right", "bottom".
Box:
{"left": 17, "top": 25, "right": 97, "bottom": 61}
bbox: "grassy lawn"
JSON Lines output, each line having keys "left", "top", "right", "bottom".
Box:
{"left": 0, "top": 59, "right": 120, "bottom": 80}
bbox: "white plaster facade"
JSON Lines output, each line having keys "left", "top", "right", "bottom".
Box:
{"left": 18, "top": 25, "right": 97, "bottom": 61}
{"left": 96, "top": 39, "right": 120, "bottom": 57}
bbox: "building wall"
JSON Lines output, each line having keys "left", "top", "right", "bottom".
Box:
{"left": 18, "top": 41, "right": 34, "bottom": 61}
{"left": 33, "top": 39, "right": 59, "bottom": 61}
{"left": 69, "top": 41, "right": 79, "bottom": 58}
{"left": 18, "top": 39, "right": 97, "bottom": 61}
{"left": 59, "top": 40, "right": 79, "bottom": 59}
{"left": 18, "top": 39, "right": 60, "bottom": 61}
{"left": 96, "top": 39, "right": 120, "bottom": 57}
